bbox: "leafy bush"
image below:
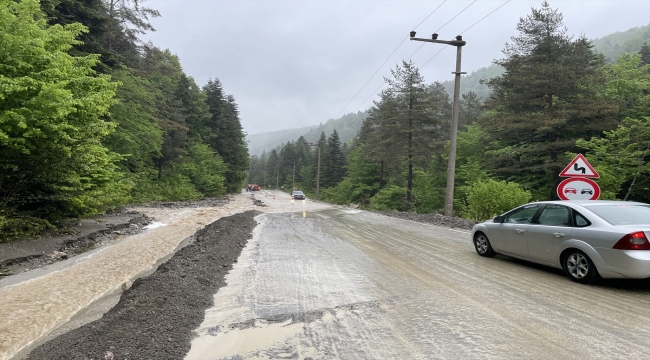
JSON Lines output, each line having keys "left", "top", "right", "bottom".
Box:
{"left": 132, "top": 174, "right": 202, "bottom": 203}
{"left": 0, "top": 214, "right": 53, "bottom": 243}
{"left": 180, "top": 144, "right": 227, "bottom": 197}
{"left": 463, "top": 179, "right": 531, "bottom": 221}
{"left": 369, "top": 185, "right": 408, "bottom": 211}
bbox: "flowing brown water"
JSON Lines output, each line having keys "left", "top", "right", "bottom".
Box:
{"left": 0, "top": 196, "right": 254, "bottom": 360}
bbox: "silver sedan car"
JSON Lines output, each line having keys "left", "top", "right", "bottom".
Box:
{"left": 472, "top": 200, "right": 650, "bottom": 284}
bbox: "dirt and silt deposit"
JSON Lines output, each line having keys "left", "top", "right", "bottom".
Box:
{"left": 24, "top": 210, "right": 261, "bottom": 360}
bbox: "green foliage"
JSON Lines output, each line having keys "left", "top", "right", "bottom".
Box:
{"left": 321, "top": 145, "right": 379, "bottom": 205}
{"left": 1, "top": 0, "right": 122, "bottom": 222}
{"left": 369, "top": 185, "right": 408, "bottom": 211}
{"left": 479, "top": 2, "right": 618, "bottom": 200}
{"left": 322, "top": 130, "right": 346, "bottom": 188}
{"left": 204, "top": 80, "right": 249, "bottom": 192}
{"left": 180, "top": 143, "right": 227, "bottom": 197}
{"left": 131, "top": 173, "right": 201, "bottom": 203}
{"left": 604, "top": 54, "right": 650, "bottom": 119}
{"left": 576, "top": 117, "right": 650, "bottom": 201}
{"left": 463, "top": 179, "right": 532, "bottom": 221}
{"left": 103, "top": 68, "right": 163, "bottom": 171}
{"left": 0, "top": 214, "right": 53, "bottom": 243}
{"left": 411, "top": 168, "right": 444, "bottom": 214}
{"left": 576, "top": 54, "right": 650, "bottom": 201}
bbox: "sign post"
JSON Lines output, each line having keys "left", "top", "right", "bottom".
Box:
{"left": 557, "top": 154, "right": 600, "bottom": 200}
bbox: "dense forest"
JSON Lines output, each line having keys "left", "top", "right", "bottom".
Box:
{"left": 0, "top": 0, "right": 248, "bottom": 241}
{"left": 250, "top": 2, "right": 650, "bottom": 220}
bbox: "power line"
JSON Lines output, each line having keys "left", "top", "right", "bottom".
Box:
{"left": 435, "top": 0, "right": 477, "bottom": 33}
{"left": 459, "top": 0, "right": 511, "bottom": 34}
{"left": 407, "top": 0, "right": 475, "bottom": 64}
{"left": 419, "top": 47, "right": 448, "bottom": 69}
{"left": 353, "top": 82, "right": 386, "bottom": 113}
{"left": 419, "top": 0, "right": 511, "bottom": 70}
{"left": 349, "top": 0, "right": 510, "bottom": 112}
{"left": 332, "top": 0, "right": 448, "bottom": 119}
{"left": 413, "top": 0, "right": 448, "bottom": 31}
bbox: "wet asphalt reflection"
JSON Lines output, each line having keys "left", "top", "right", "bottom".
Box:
{"left": 187, "top": 193, "right": 650, "bottom": 359}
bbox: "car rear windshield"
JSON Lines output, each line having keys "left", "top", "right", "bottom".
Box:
{"left": 585, "top": 204, "right": 650, "bottom": 225}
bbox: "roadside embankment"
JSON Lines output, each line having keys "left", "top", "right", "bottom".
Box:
{"left": 24, "top": 210, "right": 260, "bottom": 360}
{"left": 371, "top": 210, "right": 477, "bottom": 230}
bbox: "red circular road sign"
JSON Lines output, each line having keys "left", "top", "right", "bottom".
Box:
{"left": 557, "top": 177, "right": 600, "bottom": 200}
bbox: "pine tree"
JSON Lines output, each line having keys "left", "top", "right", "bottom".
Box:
{"left": 266, "top": 150, "right": 279, "bottom": 189}
{"left": 459, "top": 91, "right": 482, "bottom": 130}
{"left": 361, "top": 61, "right": 450, "bottom": 205}
{"left": 322, "top": 130, "right": 346, "bottom": 188}
{"left": 480, "top": 1, "right": 618, "bottom": 199}
{"left": 639, "top": 42, "right": 650, "bottom": 66}
{"left": 204, "top": 80, "right": 249, "bottom": 192}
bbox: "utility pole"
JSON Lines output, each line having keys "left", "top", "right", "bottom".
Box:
{"left": 276, "top": 167, "right": 279, "bottom": 189}
{"left": 410, "top": 31, "right": 466, "bottom": 217}
{"left": 304, "top": 142, "right": 321, "bottom": 200}
{"left": 292, "top": 162, "right": 295, "bottom": 188}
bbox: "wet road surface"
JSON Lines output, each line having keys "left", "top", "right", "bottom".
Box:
{"left": 2, "top": 191, "right": 648, "bottom": 359}
{"left": 188, "top": 192, "right": 650, "bottom": 359}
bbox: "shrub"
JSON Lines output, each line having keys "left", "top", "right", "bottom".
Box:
{"left": 463, "top": 179, "right": 531, "bottom": 221}
{"left": 369, "top": 185, "right": 408, "bottom": 211}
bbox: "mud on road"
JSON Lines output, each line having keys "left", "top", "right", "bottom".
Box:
{"left": 24, "top": 210, "right": 260, "bottom": 360}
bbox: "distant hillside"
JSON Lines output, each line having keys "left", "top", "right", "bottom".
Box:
{"left": 247, "top": 111, "right": 368, "bottom": 156}
{"left": 441, "top": 64, "right": 504, "bottom": 102}
{"left": 301, "top": 111, "right": 368, "bottom": 144}
{"left": 592, "top": 24, "right": 650, "bottom": 63}
{"left": 247, "top": 125, "right": 315, "bottom": 156}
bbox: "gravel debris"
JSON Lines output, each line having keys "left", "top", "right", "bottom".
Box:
{"left": 139, "top": 196, "right": 232, "bottom": 209}
{"left": 372, "top": 211, "right": 477, "bottom": 230}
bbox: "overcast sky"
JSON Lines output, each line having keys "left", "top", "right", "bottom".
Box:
{"left": 143, "top": 0, "right": 650, "bottom": 135}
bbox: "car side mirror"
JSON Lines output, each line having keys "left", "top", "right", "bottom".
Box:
{"left": 493, "top": 216, "right": 504, "bottom": 223}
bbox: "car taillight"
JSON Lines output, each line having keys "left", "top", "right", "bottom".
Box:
{"left": 613, "top": 231, "right": 650, "bottom": 250}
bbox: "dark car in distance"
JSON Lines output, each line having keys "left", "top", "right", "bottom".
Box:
{"left": 291, "top": 190, "right": 305, "bottom": 200}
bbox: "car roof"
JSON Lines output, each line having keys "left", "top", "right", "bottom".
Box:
{"left": 529, "top": 200, "right": 649, "bottom": 207}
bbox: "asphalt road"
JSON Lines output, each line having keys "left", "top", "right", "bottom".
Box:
{"left": 188, "top": 192, "right": 650, "bottom": 359}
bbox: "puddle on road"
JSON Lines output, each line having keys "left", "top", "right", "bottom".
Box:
{"left": 186, "top": 319, "right": 304, "bottom": 359}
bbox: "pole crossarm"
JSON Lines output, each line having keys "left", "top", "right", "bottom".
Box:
{"left": 409, "top": 37, "right": 466, "bottom": 47}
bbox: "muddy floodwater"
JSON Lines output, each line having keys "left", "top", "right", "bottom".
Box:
{"left": 0, "top": 196, "right": 254, "bottom": 360}
{"left": 2, "top": 190, "right": 649, "bottom": 359}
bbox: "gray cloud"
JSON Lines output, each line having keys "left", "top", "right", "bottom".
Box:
{"left": 143, "top": 0, "right": 650, "bottom": 134}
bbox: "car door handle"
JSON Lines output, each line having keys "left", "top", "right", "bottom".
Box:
{"left": 516, "top": 229, "right": 525, "bottom": 234}
{"left": 553, "top": 232, "right": 565, "bottom": 237}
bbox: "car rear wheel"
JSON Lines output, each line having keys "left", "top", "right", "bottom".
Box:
{"left": 562, "top": 250, "right": 600, "bottom": 284}
{"left": 474, "top": 233, "right": 496, "bottom": 257}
